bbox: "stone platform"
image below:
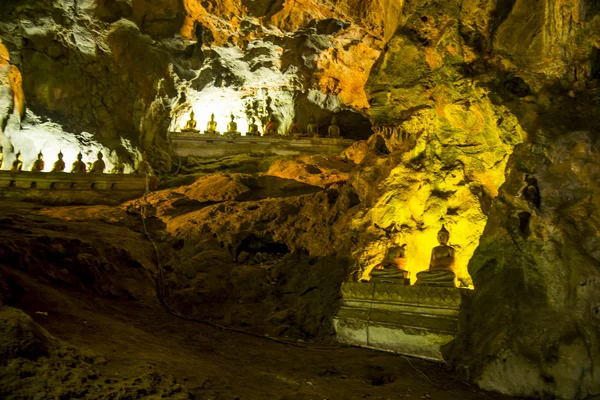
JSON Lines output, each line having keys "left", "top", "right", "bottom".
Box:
{"left": 333, "top": 282, "right": 470, "bottom": 362}
{"left": 0, "top": 170, "right": 148, "bottom": 204}
{"left": 170, "top": 132, "right": 355, "bottom": 158}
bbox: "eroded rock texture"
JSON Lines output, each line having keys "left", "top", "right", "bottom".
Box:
{"left": 452, "top": 128, "right": 600, "bottom": 399}
{"left": 0, "top": 0, "right": 600, "bottom": 399}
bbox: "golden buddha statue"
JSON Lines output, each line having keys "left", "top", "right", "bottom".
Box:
{"left": 226, "top": 114, "right": 239, "bottom": 135}
{"left": 370, "top": 243, "right": 409, "bottom": 285}
{"left": 415, "top": 225, "right": 457, "bottom": 287}
{"left": 327, "top": 116, "right": 341, "bottom": 138}
{"left": 182, "top": 111, "right": 200, "bottom": 133}
{"left": 71, "top": 152, "right": 86, "bottom": 173}
{"left": 11, "top": 152, "right": 23, "bottom": 172}
{"left": 307, "top": 116, "right": 319, "bottom": 137}
{"left": 31, "top": 152, "right": 44, "bottom": 172}
{"left": 205, "top": 113, "right": 218, "bottom": 134}
{"left": 0, "top": 146, "right": 3, "bottom": 170}
{"left": 287, "top": 117, "right": 303, "bottom": 137}
{"left": 247, "top": 117, "right": 260, "bottom": 136}
{"left": 51, "top": 151, "right": 66, "bottom": 172}
{"left": 264, "top": 115, "right": 279, "bottom": 136}
{"left": 90, "top": 151, "right": 106, "bottom": 173}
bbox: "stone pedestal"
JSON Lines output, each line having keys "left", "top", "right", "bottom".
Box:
{"left": 333, "top": 282, "right": 470, "bottom": 362}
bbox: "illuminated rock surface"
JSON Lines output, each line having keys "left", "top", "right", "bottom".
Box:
{"left": 0, "top": 0, "right": 599, "bottom": 399}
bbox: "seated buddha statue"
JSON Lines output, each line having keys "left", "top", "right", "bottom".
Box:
{"left": 307, "top": 116, "right": 319, "bottom": 137}
{"left": 111, "top": 160, "right": 125, "bottom": 174}
{"left": 71, "top": 152, "right": 87, "bottom": 173}
{"left": 415, "top": 225, "right": 457, "bottom": 287}
{"left": 182, "top": 111, "right": 200, "bottom": 133}
{"left": 89, "top": 152, "right": 106, "bottom": 173}
{"left": 287, "top": 118, "right": 303, "bottom": 138}
{"left": 246, "top": 117, "right": 260, "bottom": 136}
{"left": 370, "top": 243, "right": 409, "bottom": 285}
{"left": 135, "top": 154, "right": 152, "bottom": 176}
{"left": 31, "top": 152, "right": 44, "bottom": 172}
{"left": 327, "top": 116, "right": 341, "bottom": 138}
{"left": 51, "top": 151, "right": 66, "bottom": 172}
{"left": 264, "top": 115, "right": 279, "bottom": 137}
{"left": 11, "top": 152, "right": 23, "bottom": 172}
{"left": 204, "top": 113, "right": 219, "bottom": 135}
{"left": 226, "top": 114, "right": 239, "bottom": 135}
{"left": 0, "top": 146, "right": 4, "bottom": 170}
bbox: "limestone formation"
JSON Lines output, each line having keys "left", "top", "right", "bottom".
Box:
{"left": 0, "top": 0, "right": 599, "bottom": 399}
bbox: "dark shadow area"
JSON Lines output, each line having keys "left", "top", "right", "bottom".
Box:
{"left": 237, "top": 175, "right": 323, "bottom": 201}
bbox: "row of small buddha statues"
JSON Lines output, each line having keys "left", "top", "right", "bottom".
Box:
{"left": 1, "top": 149, "right": 153, "bottom": 176}
{"left": 182, "top": 111, "right": 342, "bottom": 138}
{"left": 368, "top": 225, "right": 458, "bottom": 287}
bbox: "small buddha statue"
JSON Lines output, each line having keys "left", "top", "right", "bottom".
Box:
{"left": 31, "top": 152, "right": 44, "bottom": 172}
{"left": 135, "top": 154, "right": 152, "bottom": 175}
{"left": 0, "top": 146, "right": 3, "bottom": 169}
{"left": 264, "top": 115, "right": 279, "bottom": 136}
{"left": 90, "top": 151, "right": 106, "bottom": 173}
{"left": 11, "top": 152, "right": 23, "bottom": 172}
{"left": 111, "top": 160, "right": 125, "bottom": 174}
{"left": 370, "top": 243, "right": 409, "bottom": 285}
{"left": 226, "top": 114, "right": 239, "bottom": 135}
{"left": 71, "top": 152, "right": 87, "bottom": 173}
{"left": 327, "top": 116, "right": 341, "bottom": 138}
{"left": 205, "top": 113, "right": 218, "bottom": 134}
{"left": 287, "top": 117, "right": 303, "bottom": 137}
{"left": 415, "top": 225, "right": 457, "bottom": 287}
{"left": 247, "top": 117, "right": 260, "bottom": 136}
{"left": 51, "top": 151, "right": 66, "bottom": 172}
{"left": 182, "top": 111, "right": 200, "bottom": 133}
{"left": 307, "top": 116, "right": 319, "bottom": 137}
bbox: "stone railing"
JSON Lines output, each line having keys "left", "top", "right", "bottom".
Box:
{"left": 0, "top": 170, "right": 148, "bottom": 204}
{"left": 170, "top": 132, "right": 355, "bottom": 158}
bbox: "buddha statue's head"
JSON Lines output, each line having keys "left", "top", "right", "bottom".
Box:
{"left": 331, "top": 116, "right": 338, "bottom": 125}
{"left": 77, "top": 152, "right": 83, "bottom": 161}
{"left": 16, "top": 151, "right": 21, "bottom": 159}
{"left": 58, "top": 151, "right": 63, "bottom": 160}
{"left": 210, "top": 113, "right": 215, "bottom": 121}
{"left": 38, "top": 152, "right": 43, "bottom": 160}
{"left": 190, "top": 111, "right": 195, "bottom": 119}
{"left": 97, "top": 152, "right": 103, "bottom": 159}
{"left": 230, "top": 114, "right": 235, "bottom": 121}
{"left": 437, "top": 225, "right": 450, "bottom": 245}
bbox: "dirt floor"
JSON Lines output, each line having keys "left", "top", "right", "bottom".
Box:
{"left": 0, "top": 202, "right": 511, "bottom": 400}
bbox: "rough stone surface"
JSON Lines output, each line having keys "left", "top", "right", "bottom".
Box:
{"left": 1, "top": 0, "right": 600, "bottom": 399}
{"left": 0, "top": 307, "right": 191, "bottom": 399}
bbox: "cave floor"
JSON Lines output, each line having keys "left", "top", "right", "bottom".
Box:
{"left": 10, "top": 272, "right": 509, "bottom": 400}
{"left": 2, "top": 202, "right": 509, "bottom": 400}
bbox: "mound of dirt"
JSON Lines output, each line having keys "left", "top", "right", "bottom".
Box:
{"left": 0, "top": 307, "right": 191, "bottom": 400}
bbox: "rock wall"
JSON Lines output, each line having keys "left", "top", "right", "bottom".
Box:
{"left": 1, "top": 0, "right": 600, "bottom": 398}
{"left": 452, "top": 131, "right": 600, "bottom": 399}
